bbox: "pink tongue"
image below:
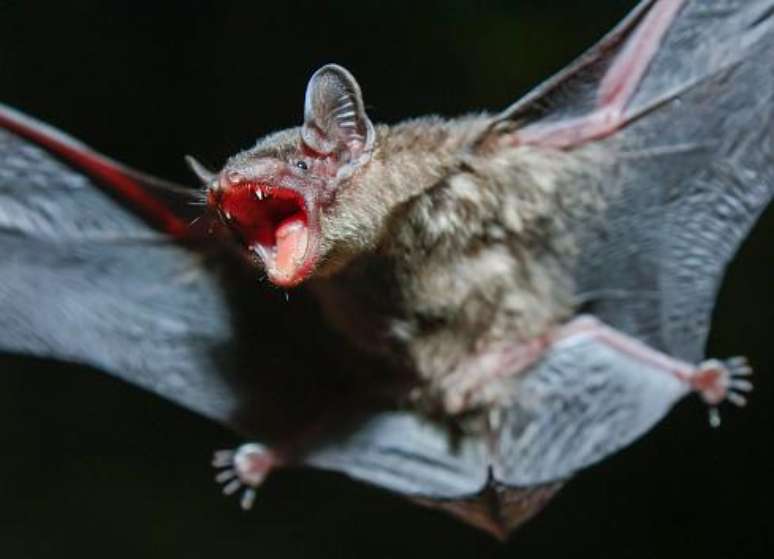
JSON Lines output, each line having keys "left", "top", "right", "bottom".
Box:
{"left": 274, "top": 215, "right": 308, "bottom": 278}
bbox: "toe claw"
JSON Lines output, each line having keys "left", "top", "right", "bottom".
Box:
{"left": 222, "top": 479, "right": 242, "bottom": 495}
{"left": 708, "top": 407, "right": 721, "bottom": 428}
{"left": 240, "top": 488, "right": 257, "bottom": 510}
{"left": 727, "top": 391, "right": 748, "bottom": 407}
{"left": 212, "top": 456, "right": 233, "bottom": 468}
{"left": 215, "top": 469, "right": 236, "bottom": 483}
{"left": 731, "top": 379, "right": 753, "bottom": 392}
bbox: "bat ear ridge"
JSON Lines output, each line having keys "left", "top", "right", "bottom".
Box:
{"left": 301, "top": 64, "right": 375, "bottom": 164}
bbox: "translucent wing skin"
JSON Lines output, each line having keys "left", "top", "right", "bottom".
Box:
{"left": 490, "top": 0, "right": 774, "bottom": 362}
{"left": 591, "top": 0, "right": 774, "bottom": 362}
{"left": 0, "top": 120, "right": 258, "bottom": 433}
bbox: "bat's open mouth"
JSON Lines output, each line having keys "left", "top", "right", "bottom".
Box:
{"left": 216, "top": 182, "right": 316, "bottom": 287}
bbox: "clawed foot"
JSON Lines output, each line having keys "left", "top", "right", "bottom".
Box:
{"left": 691, "top": 357, "right": 753, "bottom": 427}
{"left": 212, "top": 443, "right": 277, "bottom": 510}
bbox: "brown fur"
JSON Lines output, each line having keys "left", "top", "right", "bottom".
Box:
{"left": 308, "top": 116, "right": 608, "bottom": 414}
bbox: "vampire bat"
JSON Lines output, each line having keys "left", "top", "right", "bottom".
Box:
{"left": 0, "top": 0, "right": 772, "bottom": 540}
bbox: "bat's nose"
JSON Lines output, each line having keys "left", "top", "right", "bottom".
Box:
{"left": 220, "top": 159, "right": 283, "bottom": 190}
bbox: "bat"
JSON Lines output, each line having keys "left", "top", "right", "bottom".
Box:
{"left": 0, "top": 0, "right": 772, "bottom": 540}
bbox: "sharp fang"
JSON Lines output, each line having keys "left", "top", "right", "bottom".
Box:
{"left": 255, "top": 190, "right": 263, "bottom": 201}
{"left": 252, "top": 244, "right": 273, "bottom": 267}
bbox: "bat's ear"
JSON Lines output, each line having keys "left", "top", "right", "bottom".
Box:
{"left": 301, "top": 64, "right": 375, "bottom": 165}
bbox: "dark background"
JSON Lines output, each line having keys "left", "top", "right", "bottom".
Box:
{"left": 0, "top": 1, "right": 772, "bottom": 557}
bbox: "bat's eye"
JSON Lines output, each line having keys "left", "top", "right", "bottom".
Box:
{"left": 294, "top": 160, "right": 308, "bottom": 171}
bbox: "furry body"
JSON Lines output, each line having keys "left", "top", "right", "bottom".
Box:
{"left": 295, "top": 116, "right": 609, "bottom": 414}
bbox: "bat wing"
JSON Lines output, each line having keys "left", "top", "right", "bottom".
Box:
{"left": 580, "top": 0, "right": 774, "bottom": 362}
{"left": 483, "top": 0, "right": 774, "bottom": 361}
{"left": 0, "top": 109, "right": 263, "bottom": 433}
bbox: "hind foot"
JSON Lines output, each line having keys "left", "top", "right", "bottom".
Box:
{"left": 691, "top": 357, "right": 753, "bottom": 427}
{"left": 212, "top": 443, "right": 278, "bottom": 510}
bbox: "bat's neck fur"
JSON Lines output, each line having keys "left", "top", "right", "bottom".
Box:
{"left": 311, "top": 115, "right": 604, "bottom": 413}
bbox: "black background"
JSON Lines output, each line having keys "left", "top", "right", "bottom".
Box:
{"left": 0, "top": 1, "right": 772, "bottom": 557}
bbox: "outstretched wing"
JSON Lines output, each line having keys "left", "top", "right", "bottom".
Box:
{"left": 484, "top": 0, "right": 774, "bottom": 362}
{"left": 0, "top": 104, "right": 322, "bottom": 439}
{"left": 586, "top": 0, "right": 774, "bottom": 361}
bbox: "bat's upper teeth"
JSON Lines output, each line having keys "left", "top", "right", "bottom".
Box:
{"left": 255, "top": 190, "right": 264, "bottom": 201}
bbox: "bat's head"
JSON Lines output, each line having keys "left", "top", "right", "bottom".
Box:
{"left": 195, "top": 64, "right": 377, "bottom": 288}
